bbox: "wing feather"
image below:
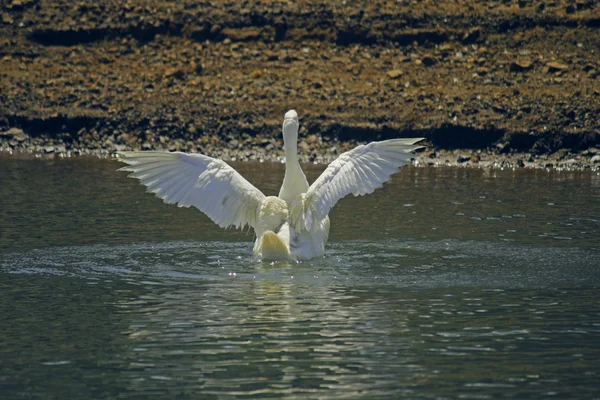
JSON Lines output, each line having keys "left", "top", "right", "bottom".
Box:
{"left": 296, "top": 138, "right": 423, "bottom": 231}
{"left": 118, "top": 151, "right": 265, "bottom": 229}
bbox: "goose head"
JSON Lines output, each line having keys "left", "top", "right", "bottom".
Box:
{"left": 282, "top": 109, "right": 299, "bottom": 148}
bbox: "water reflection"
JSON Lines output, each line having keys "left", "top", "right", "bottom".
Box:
{"left": 0, "top": 157, "right": 599, "bottom": 398}
{"left": 1, "top": 157, "right": 599, "bottom": 251}
{"left": 117, "top": 266, "right": 411, "bottom": 396}
{"left": 1, "top": 236, "right": 599, "bottom": 398}
{"left": 3, "top": 239, "right": 599, "bottom": 398}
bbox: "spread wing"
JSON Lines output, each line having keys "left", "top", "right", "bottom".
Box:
{"left": 118, "top": 151, "right": 265, "bottom": 230}
{"left": 295, "top": 138, "right": 424, "bottom": 231}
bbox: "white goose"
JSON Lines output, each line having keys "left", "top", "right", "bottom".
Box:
{"left": 118, "top": 110, "right": 423, "bottom": 261}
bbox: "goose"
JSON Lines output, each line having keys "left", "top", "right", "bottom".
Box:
{"left": 118, "top": 110, "right": 423, "bottom": 261}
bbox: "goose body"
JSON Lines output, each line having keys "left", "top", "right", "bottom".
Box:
{"left": 118, "top": 110, "right": 423, "bottom": 261}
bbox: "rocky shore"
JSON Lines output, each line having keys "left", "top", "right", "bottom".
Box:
{"left": 1, "top": 0, "right": 600, "bottom": 170}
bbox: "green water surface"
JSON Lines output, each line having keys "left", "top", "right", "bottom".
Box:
{"left": 0, "top": 156, "right": 599, "bottom": 399}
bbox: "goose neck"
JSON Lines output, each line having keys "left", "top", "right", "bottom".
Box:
{"left": 284, "top": 142, "right": 299, "bottom": 162}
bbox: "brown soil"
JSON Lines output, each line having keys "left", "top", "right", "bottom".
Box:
{"left": 1, "top": 0, "right": 600, "bottom": 167}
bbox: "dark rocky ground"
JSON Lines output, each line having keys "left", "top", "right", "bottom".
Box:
{"left": 1, "top": 0, "right": 600, "bottom": 170}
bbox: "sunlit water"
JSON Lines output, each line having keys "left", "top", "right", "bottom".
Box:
{"left": 1, "top": 156, "right": 599, "bottom": 399}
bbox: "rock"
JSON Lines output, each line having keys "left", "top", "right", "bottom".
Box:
{"left": 164, "top": 68, "right": 185, "bottom": 80}
{"left": 386, "top": 70, "right": 403, "bottom": 79}
{"left": 43, "top": 145, "right": 55, "bottom": 153}
{"left": 438, "top": 43, "right": 453, "bottom": 53}
{"left": 546, "top": 62, "right": 569, "bottom": 73}
{"left": 298, "top": 141, "right": 310, "bottom": 151}
{"left": 306, "top": 134, "right": 319, "bottom": 144}
{"left": 457, "top": 155, "right": 470, "bottom": 163}
{"left": 1, "top": 128, "right": 28, "bottom": 142}
{"left": 1, "top": 127, "right": 24, "bottom": 136}
{"left": 0, "top": 1, "right": 598, "bottom": 170}
{"left": 222, "top": 27, "right": 262, "bottom": 41}
{"left": 120, "top": 133, "right": 137, "bottom": 145}
{"left": 591, "top": 155, "right": 600, "bottom": 163}
{"left": 510, "top": 59, "right": 533, "bottom": 72}
{"left": 516, "top": 159, "right": 525, "bottom": 168}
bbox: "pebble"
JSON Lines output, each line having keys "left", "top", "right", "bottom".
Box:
{"left": 0, "top": 0, "right": 598, "bottom": 173}
{"left": 387, "top": 70, "right": 403, "bottom": 79}
{"left": 510, "top": 59, "right": 534, "bottom": 72}
{"left": 1, "top": 132, "right": 598, "bottom": 172}
{"left": 546, "top": 62, "right": 569, "bottom": 72}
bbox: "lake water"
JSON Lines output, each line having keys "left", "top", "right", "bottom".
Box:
{"left": 0, "top": 156, "right": 599, "bottom": 399}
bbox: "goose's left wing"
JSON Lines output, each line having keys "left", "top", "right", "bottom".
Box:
{"left": 118, "top": 151, "right": 265, "bottom": 230}
{"left": 294, "top": 138, "right": 424, "bottom": 231}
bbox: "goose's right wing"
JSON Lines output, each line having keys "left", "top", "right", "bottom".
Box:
{"left": 118, "top": 151, "right": 266, "bottom": 230}
{"left": 295, "top": 138, "right": 424, "bottom": 231}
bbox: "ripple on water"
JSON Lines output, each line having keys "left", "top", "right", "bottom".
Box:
{"left": 1, "top": 238, "right": 598, "bottom": 290}
{"left": 3, "top": 266, "right": 596, "bottom": 399}
{"left": 1, "top": 158, "right": 600, "bottom": 399}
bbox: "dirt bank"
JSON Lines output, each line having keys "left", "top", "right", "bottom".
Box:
{"left": 1, "top": 0, "right": 599, "bottom": 169}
